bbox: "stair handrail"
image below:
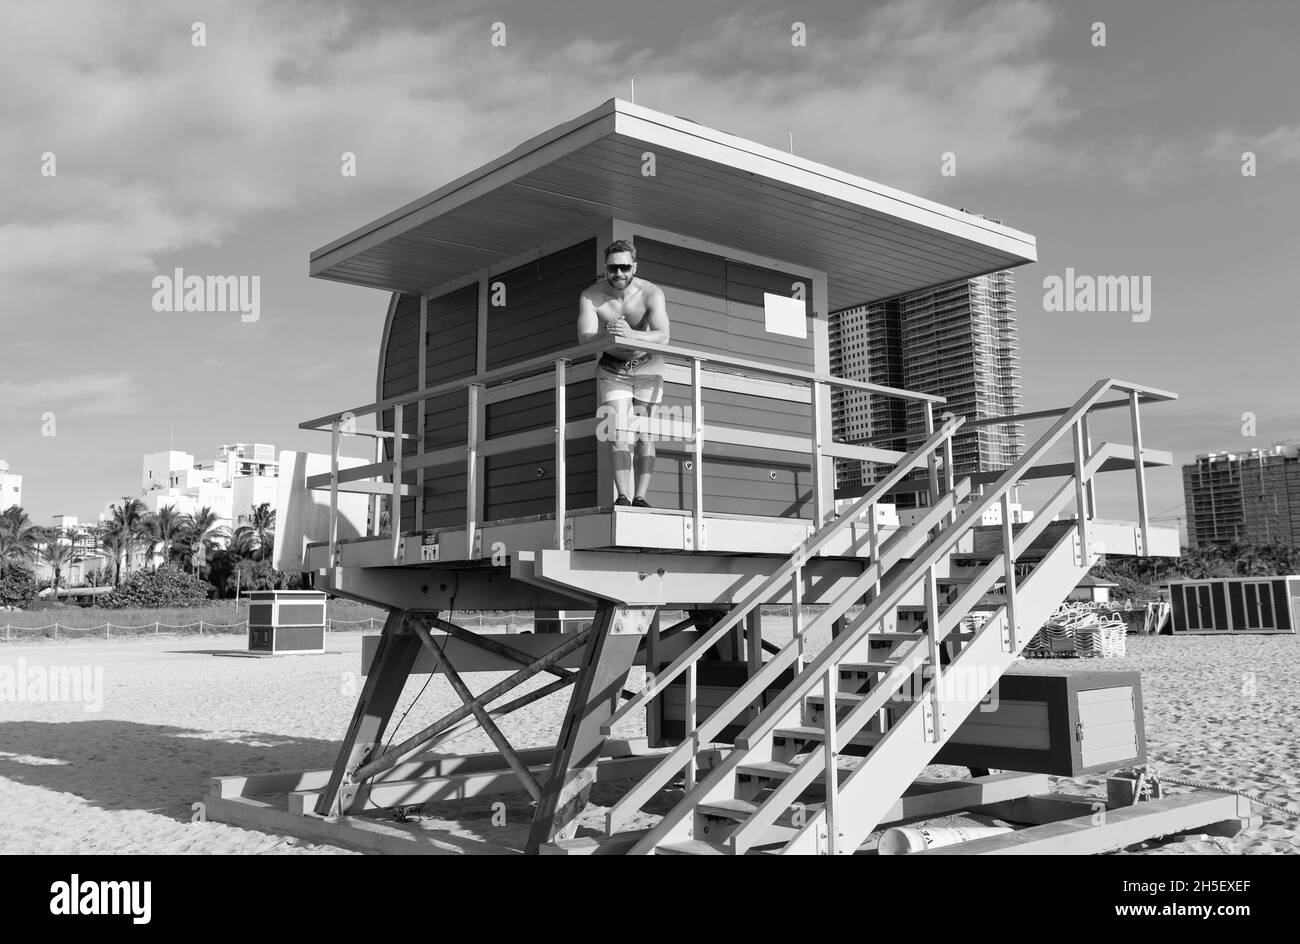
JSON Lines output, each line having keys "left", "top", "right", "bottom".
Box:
{"left": 729, "top": 377, "right": 1166, "bottom": 753}
{"left": 602, "top": 414, "right": 965, "bottom": 735}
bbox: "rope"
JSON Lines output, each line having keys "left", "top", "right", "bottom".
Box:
{"left": 1132, "top": 764, "right": 1300, "bottom": 817}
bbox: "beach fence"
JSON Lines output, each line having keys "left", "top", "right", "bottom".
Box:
{"left": 0, "top": 613, "right": 554, "bottom": 642}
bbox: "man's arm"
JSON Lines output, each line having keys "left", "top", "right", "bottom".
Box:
{"left": 638, "top": 285, "right": 670, "bottom": 344}
{"left": 577, "top": 291, "right": 600, "bottom": 343}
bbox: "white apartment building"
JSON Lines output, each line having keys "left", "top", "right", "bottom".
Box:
{"left": 0, "top": 459, "right": 22, "bottom": 510}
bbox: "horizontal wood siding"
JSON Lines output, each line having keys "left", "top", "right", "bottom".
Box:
{"left": 484, "top": 443, "right": 598, "bottom": 521}
{"left": 486, "top": 380, "right": 597, "bottom": 439}
{"left": 422, "top": 387, "right": 470, "bottom": 529}
{"left": 425, "top": 284, "right": 478, "bottom": 385}
{"left": 485, "top": 239, "right": 596, "bottom": 370}
{"left": 381, "top": 293, "right": 422, "bottom": 399}
{"left": 634, "top": 237, "right": 814, "bottom": 372}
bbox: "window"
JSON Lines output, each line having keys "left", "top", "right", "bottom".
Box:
{"left": 1184, "top": 584, "right": 1215, "bottom": 630}
{"left": 1243, "top": 582, "right": 1276, "bottom": 630}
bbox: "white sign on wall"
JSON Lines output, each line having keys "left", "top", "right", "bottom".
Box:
{"left": 763, "top": 292, "right": 807, "bottom": 339}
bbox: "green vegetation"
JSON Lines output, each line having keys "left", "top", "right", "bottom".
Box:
{"left": 102, "top": 564, "right": 213, "bottom": 608}
{"left": 1092, "top": 542, "right": 1300, "bottom": 601}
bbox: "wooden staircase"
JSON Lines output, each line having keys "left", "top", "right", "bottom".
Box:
{"left": 600, "top": 379, "right": 1173, "bottom": 855}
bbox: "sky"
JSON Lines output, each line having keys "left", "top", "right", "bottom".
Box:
{"left": 1, "top": 0, "right": 1297, "bottom": 538}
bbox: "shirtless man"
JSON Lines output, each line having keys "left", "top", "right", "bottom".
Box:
{"left": 577, "top": 240, "right": 670, "bottom": 507}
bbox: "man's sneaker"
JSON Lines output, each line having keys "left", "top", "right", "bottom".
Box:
{"left": 632, "top": 497, "right": 652, "bottom": 508}
{"left": 615, "top": 495, "right": 631, "bottom": 506}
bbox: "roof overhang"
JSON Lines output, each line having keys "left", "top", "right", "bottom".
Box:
{"left": 311, "top": 99, "right": 1037, "bottom": 310}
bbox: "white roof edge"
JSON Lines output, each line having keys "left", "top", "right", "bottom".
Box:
{"left": 311, "top": 97, "right": 1037, "bottom": 273}
{"left": 612, "top": 100, "right": 1037, "bottom": 260}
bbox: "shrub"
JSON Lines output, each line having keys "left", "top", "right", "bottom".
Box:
{"left": 102, "top": 565, "right": 213, "bottom": 609}
{"left": 0, "top": 564, "right": 38, "bottom": 608}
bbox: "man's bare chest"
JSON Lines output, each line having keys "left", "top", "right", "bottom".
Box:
{"left": 596, "top": 291, "right": 650, "bottom": 326}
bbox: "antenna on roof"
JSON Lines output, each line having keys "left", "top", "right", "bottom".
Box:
{"left": 788, "top": 131, "right": 794, "bottom": 154}
{"left": 629, "top": 77, "right": 635, "bottom": 104}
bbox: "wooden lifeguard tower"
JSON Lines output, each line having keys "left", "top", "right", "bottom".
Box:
{"left": 211, "top": 100, "right": 1258, "bottom": 853}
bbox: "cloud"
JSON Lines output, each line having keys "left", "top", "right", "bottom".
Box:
{"left": 1111, "top": 123, "right": 1300, "bottom": 188}
{"left": 0, "top": 372, "right": 144, "bottom": 418}
{"left": 0, "top": 0, "right": 1076, "bottom": 292}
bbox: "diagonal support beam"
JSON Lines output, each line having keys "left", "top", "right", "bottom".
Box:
{"left": 408, "top": 615, "right": 543, "bottom": 802}
{"left": 428, "top": 614, "right": 636, "bottom": 701}
{"left": 354, "top": 623, "right": 594, "bottom": 784}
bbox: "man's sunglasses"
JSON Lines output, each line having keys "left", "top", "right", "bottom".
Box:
{"left": 606, "top": 264, "right": 634, "bottom": 273}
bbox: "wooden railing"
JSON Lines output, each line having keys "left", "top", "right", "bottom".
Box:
{"left": 299, "top": 338, "right": 948, "bottom": 564}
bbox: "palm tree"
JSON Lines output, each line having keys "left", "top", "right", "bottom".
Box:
{"left": 181, "top": 506, "right": 228, "bottom": 576}
{"left": 37, "top": 537, "right": 76, "bottom": 600}
{"left": 108, "top": 497, "right": 148, "bottom": 576}
{"left": 95, "top": 521, "right": 130, "bottom": 586}
{"left": 248, "top": 503, "right": 275, "bottom": 560}
{"left": 0, "top": 505, "right": 44, "bottom": 566}
{"left": 229, "top": 526, "right": 259, "bottom": 560}
{"left": 143, "top": 505, "right": 184, "bottom": 569}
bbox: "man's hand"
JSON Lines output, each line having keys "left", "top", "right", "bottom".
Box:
{"left": 606, "top": 317, "right": 633, "bottom": 339}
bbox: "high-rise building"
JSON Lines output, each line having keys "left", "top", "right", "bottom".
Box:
{"left": 1183, "top": 443, "right": 1300, "bottom": 547}
{"left": 0, "top": 459, "right": 21, "bottom": 510}
{"left": 830, "top": 266, "right": 1023, "bottom": 502}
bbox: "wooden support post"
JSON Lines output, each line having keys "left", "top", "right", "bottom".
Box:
{"left": 821, "top": 666, "right": 839, "bottom": 855}
{"left": 555, "top": 359, "right": 567, "bottom": 550}
{"left": 466, "top": 384, "right": 481, "bottom": 559}
{"left": 942, "top": 428, "right": 955, "bottom": 526}
{"left": 923, "top": 564, "right": 942, "bottom": 743}
{"left": 329, "top": 419, "right": 340, "bottom": 566}
{"left": 1129, "top": 391, "right": 1149, "bottom": 555}
{"left": 745, "top": 610, "right": 762, "bottom": 722}
{"left": 525, "top": 604, "right": 647, "bottom": 853}
{"left": 314, "top": 611, "right": 423, "bottom": 817}
{"left": 1001, "top": 491, "right": 1018, "bottom": 650}
{"left": 691, "top": 358, "right": 704, "bottom": 547}
{"left": 923, "top": 401, "right": 940, "bottom": 512}
{"left": 1072, "top": 420, "right": 1090, "bottom": 557}
{"left": 810, "top": 380, "right": 827, "bottom": 526}
{"left": 391, "top": 402, "right": 404, "bottom": 563}
{"left": 645, "top": 611, "right": 662, "bottom": 748}
{"left": 1081, "top": 412, "right": 1096, "bottom": 518}
{"left": 407, "top": 616, "right": 543, "bottom": 802}
{"left": 792, "top": 564, "right": 805, "bottom": 670}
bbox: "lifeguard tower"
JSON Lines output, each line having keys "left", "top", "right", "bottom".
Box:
{"left": 212, "top": 101, "right": 1257, "bottom": 853}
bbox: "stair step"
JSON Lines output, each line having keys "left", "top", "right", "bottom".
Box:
{"left": 656, "top": 839, "right": 730, "bottom": 855}
{"left": 869, "top": 631, "right": 926, "bottom": 641}
{"left": 773, "top": 725, "right": 885, "bottom": 748}
{"left": 737, "top": 760, "right": 798, "bottom": 781}
{"left": 840, "top": 661, "right": 905, "bottom": 674}
{"left": 698, "top": 798, "right": 759, "bottom": 821}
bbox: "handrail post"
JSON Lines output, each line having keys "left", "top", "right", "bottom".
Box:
{"left": 554, "top": 359, "right": 567, "bottom": 550}
{"left": 821, "top": 666, "right": 839, "bottom": 855}
{"left": 466, "top": 384, "right": 481, "bottom": 559}
{"left": 684, "top": 661, "right": 697, "bottom": 790}
{"left": 370, "top": 436, "right": 382, "bottom": 537}
{"left": 811, "top": 380, "right": 827, "bottom": 526}
{"left": 1081, "top": 412, "right": 1097, "bottom": 518}
{"left": 792, "top": 563, "right": 805, "bottom": 670}
{"left": 391, "top": 402, "right": 404, "bottom": 563}
{"left": 329, "top": 419, "right": 340, "bottom": 567}
{"left": 1001, "top": 490, "right": 1018, "bottom": 650}
{"left": 923, "top": 562, "right": 942, "bottom": 743}
{"left": 1072, "top": 419, "right": 1090, "bottom": 557}
{"left": 1129, "top": 391, "right": 1149, "bottom": 555}
{"left": 923, "top": 402, "right": 941, "bottom": 533}
{"left": 691, "top": 359, "right": 704, "bottom": 546}
{"left": 942, "top": 419, "right": 955, "bottom": 526}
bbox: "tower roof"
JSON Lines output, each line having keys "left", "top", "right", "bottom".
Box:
{"left": 310, "top": 99, "right": 1036, "bottom": 310}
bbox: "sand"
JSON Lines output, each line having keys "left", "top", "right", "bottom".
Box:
{"left": 1, "top": 630, "right": 1296, "bottom": 854}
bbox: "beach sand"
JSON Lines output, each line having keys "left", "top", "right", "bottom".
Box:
{"left": 1, "top": 630, "right": 1296, "bottom": 854}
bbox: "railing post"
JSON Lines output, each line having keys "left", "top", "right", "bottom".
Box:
{"left": 1072, "top": 419, "right": 1090, "bottom": 558}
{"left": 391, "top": 402, "right": 404, "bottom": 564}
{"left": 1001, "top": 490, "right": 1018, "bottom": 650}
{"left": 1129, "top": 391, "right": 1149, "bottom": 555}
{"left": 923, "top": 563, "right": 942, "bottom": 743}
{"left": 821, "top": 666, "right": 839, "bottom": 855}
{"left": 942, "top": 418, "right": 956, "bottom": 526}
{"left": 923, "top": 402, "right": 940, "bottom": 510}
{"left": 811, "top": 380, "right": 827, "bottom": 526}
{"left": 466, "top": 384, "right": 481, "bottom": 559}
{"left": 691, "top": 359, "right": 704, "bottom": 546}
{"left": 554, "top": 359, "right": 567, "bottom": 550}
{"left": 684, "top": 661, "right": 697, "bottom": 790}
{"left": 1081, "top": 411, "right": 1097, "bottom": 518}
{"left": 329, "top": 419, "right": 340, "bottom": 567}
{"left": 370, "top": 436, "right": 382, "bottom": 537}
{"left": 792, "top": 563, "right": 805, "bottom": 670}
